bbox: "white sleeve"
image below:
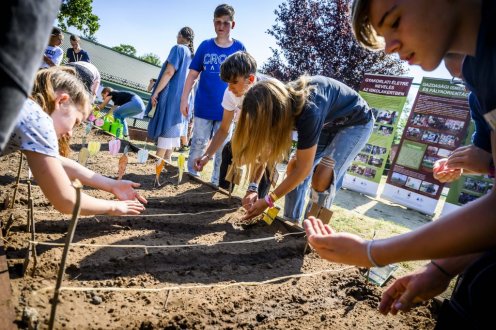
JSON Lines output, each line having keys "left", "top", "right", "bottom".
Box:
{"left": 53, "top": 48, "right": 64, "bottom": 66}
{"left": 1, "top": 100, "right": 59, "bottom": 158}
{"left": 221, "top": 89, "right": 239, "bottom": 112}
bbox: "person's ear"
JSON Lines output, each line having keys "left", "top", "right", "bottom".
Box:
{"left": 231, "top": 21, "right": 236, "bottom": 29}
{"left": 248, "top": 74, "right": 256, "bottom": 84}
{"left": 56, "top": 92, "right": 71, "bottom": 107}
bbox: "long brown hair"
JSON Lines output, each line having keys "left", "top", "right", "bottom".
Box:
{"left": 179, "top": 26, "right": 195, "bottom": 57}
{"left": 231, "top": 77, "right": 312, "bottom": 180}
{"left": 32, "top": 67, "right": 90, "bottom": 156}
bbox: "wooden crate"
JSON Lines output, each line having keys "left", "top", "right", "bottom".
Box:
{"left": 128, "top": 127, "right": 149, "bottom": 141}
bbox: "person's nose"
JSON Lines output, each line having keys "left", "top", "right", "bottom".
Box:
{"left": 384, "top": 37, "right": 401, "bottom": 55}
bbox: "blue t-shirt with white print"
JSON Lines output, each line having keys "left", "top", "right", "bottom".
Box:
{"left": 189, "top": 38, "right": 246, "bottom": 121}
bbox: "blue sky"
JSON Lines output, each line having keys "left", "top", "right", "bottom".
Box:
{"left": 68, "top": 0, "right": 451, "bottom": 83}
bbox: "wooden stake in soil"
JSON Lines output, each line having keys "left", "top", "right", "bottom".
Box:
{"left": 22, "top": 181, "right": 38, "bottom": 276}
{"left": 9, "top": 152, "right": 23, "bottom": 209}
{"left": 48, "top": 180, "right": 83, "bottom": 330}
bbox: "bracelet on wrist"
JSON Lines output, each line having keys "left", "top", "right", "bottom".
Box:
{"left": 203, "top": 153, "right": 213, "bottom": 160}
{"left": 366, "top": 240, "right": 382, "bottom": 268}
{"left": 264, "top": 194, "right": 274, "bottom": 208}
{"left": 430, "top": 260, "right": 452, "bottom": 278}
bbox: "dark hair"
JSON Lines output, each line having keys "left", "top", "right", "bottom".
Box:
{"left": 179, "top": 26, "right": 195, "bottom": 57}
{"left": 214, "top": 4, "right": 235, "bottom": 19}
{"left": 70, "top": 34, "right": 80, "bottom": 42}
{"left": 351, "top": 0, "right": 384, "bottom": 49}
{"left": 101, "top": 86, "right": 113, "bottom": 94}
{"left": 51, "top": 27, "right": 62, "bottom": 36}
{"left": 220, "top": 51, "right": 257, "bottom": 82}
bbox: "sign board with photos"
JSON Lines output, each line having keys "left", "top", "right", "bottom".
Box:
{"left": 343, "top": 74, "right": 413, "bottom": 197}
{"left": 381, "top": 77, "right": 471, "bottom": 215}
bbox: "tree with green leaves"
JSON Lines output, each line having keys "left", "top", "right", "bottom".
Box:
{"left": 140, "top": 53, "right": 161, "bottom": 66}
{"left": 262, "top": 0, "right": 407, "bottom": 90}
{"left": 112, "top": 44, "right": 137, "bottom": 57}
{"left": 57, "top": 0, "right": 100, "bottom": 38}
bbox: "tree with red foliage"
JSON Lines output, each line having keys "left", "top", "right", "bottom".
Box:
{"left": 262, "top": 0, "right": 407, "bottom": 90}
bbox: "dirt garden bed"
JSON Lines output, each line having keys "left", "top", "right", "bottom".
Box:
{"left": 0, "top": 126, "right": 439, "bottom": 329}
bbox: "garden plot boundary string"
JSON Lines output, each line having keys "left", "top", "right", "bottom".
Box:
{"left": 38, "top": 265, "right": 356, "bottom": 294}
{"left": 28, "top": 232, "right": 304, "bottom": 250}
{"left": 34, "top": 207, "right": 240, "bottom": 217}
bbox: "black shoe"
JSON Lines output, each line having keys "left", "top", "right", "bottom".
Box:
{"left": 178, "top": 145, "right": 190, "bottom": 152}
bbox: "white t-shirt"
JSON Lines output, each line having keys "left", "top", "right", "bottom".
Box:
{"left": 220, "top": 74, "right": 269, "bottom": 123}
{"left": 221, "top": 89, "right": 244, "bottom": 123}
{"left": 40, "top": 45, "right": 64, "bottom": 69}
{"left": 1, "top": 99, "right": 59, "bottom": 158}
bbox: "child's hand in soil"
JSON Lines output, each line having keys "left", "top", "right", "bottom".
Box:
{"left": 242, "top": 197, "right": 267, "bottom": 220}
{"left": 109, "top": 200, "right": 145, "bottom": 215}
{"left": 111, "top": 180, "right": 148, "bottom": 204}
{"left": 379, "top": 262, "right": 451, "bottom": 315}
{"left": 242, "top": 191, "right": 258, "bottom": 210}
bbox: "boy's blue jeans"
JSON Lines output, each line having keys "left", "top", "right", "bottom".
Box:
{"left": 113, "top": 95, "right": 145, "bottom": 136}
{"left": 284, "top": 119, "right": 374, "bottom": 222}
{"left": 187, "top": 116, "right": 233, "bottom": 186}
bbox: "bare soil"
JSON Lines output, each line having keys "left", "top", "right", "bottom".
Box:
{"left": 0, "top": 127, "right": 439, "bottom": 329}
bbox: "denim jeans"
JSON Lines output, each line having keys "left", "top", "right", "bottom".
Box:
{"left": 187, "top": 116, "right": 233, "bottom": 186}
{"left": 113, "top": 95, "right": 145, "bottom": 136}
{"left": 284, "top": 119, "right": 374, "bottom": 221}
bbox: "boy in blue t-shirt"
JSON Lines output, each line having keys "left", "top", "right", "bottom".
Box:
{"left": 40, "top": 27, "right": 64, "bottom": 69}
{"left": 180, "top": 4, "right": 246, "bottom": 186}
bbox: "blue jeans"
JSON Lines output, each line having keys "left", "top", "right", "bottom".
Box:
{"left": 187, "top": 117, "right": 233, "bottom": 186}
{"left": 284, "top": 119, "right": 374, "bottom": 221}
{"left": 113, "top": 95, "right": 145, "bottom": 135}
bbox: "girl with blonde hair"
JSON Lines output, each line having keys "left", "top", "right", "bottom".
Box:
{"left": 232, "top": 75, "right": 374, "bottom": 221}
{"left": 1, "top": 67, "right": 146, "bottom": 216}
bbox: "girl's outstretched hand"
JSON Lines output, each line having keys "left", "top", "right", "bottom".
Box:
{"left": 303, "top": 216, "right": 370, "bottom": 267}
{"left": 108, "top": 200, "right": 145, "bottom": 216}
{"left": 111, "top": 180, "right": 147, "bottom": 204}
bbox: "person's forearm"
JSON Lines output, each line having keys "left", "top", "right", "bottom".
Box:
{"left": 180, "top": 71, "right": 198, "bottom": 103}
{"left": 434, "top": 253, "right": 482, "bottom": 276}
{"left": 44, "top": 55, "right": 55, "bottom": 67}
{"left": 372, "top": 191, "right": 496, "bottom": 265}
{"left": 60, "top": 156, "right": 114, "bottom": 192}
{"left": 154, "top": 70, "right": 174, "bottom": 96}
{"left": 273, "top": 166, "right": 310, "bottom": 199}
{"left": 205, "top": 127, "right": 229, "bottom": 157}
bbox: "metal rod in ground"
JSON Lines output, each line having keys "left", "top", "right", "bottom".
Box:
{"left": 9, "top": 152, "right": 23, "bottom": 209}
{"left": 22, "top": 211, "right": 32, "bottom": 275}
{"left": 164, "top": 289, "right": 172, "bottom": 311}
{"left": 22, "top": 181, "right": 35, "bottom": 275}
{"left": 26, "top": 180, "right": 32, "bottom": 230}
{"left": 48, "top": 180, "right": 83, "bottom": 330}
{"left": 29, "top": 197, "right": 37, "bottom": 277}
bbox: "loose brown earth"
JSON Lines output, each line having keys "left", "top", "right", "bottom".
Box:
{"left": 0, "top": 126, "right": 439, "bottom": 329}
